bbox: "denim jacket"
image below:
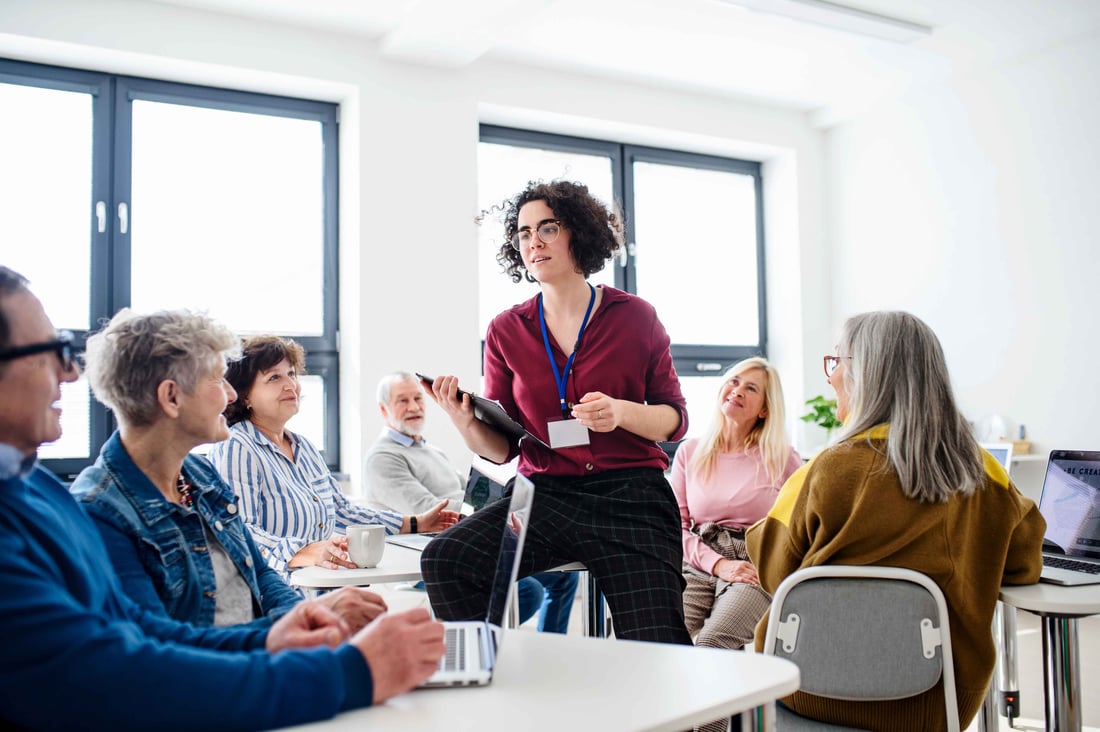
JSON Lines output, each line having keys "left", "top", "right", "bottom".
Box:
{"left": 71, "top": 431, "right": 303, "bottom": 627}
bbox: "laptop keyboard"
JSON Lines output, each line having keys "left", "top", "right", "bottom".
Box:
{"left": 440, "top": 626, "right": 468, "bottom": 672}
{"left": 1044, "top": 555, "right": 1100, "bottom": 575}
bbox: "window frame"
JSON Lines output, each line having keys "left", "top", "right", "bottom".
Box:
{"left": 479, "top": 124, "right": 767, "bottom": 376}
{"left": 0, "top": 58, "right": 341, "bottom": 478}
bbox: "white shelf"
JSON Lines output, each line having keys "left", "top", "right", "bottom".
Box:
{"left": 1011, "top": 454, "right": 1046, "bottom": 463}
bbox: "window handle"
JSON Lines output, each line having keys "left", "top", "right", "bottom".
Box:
{"left": 117, "top": 202, "right": 128, "bottom": 234}
{"left": 695, "top": 363, "right": 723, "bottom": 372}
{"left": 618, "top": 241, "right": 636, "bottom": 268}
{"left": 95, "top": 201, "right": 107, "bottom": 233}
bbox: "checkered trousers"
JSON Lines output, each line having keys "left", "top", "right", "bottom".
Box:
{"left": 421, "top": 467, "right": 692, "bottom": 645}
{"left": 682, "top": 526, "right": 771, "bottom": 650}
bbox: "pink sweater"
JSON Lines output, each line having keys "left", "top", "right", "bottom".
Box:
{"left": 671, "top": 439, "right": 800, "bottom": 574}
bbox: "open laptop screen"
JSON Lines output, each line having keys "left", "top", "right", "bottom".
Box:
{"left": 1038, "top": 450, "right": 1100, "bottom": 561}
{"left": 485, "top": 473, "right": 533, "bottom": 628}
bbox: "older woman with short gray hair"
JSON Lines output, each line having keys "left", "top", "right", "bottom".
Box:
{"left": 71, "top": 308, "right": 385, "bottom": 631}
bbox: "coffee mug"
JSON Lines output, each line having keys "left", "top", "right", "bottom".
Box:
{"left": 346, "top": 524, "right": 386, "bottom": 568}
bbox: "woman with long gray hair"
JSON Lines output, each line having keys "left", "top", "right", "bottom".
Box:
{"left": 747, "top": 310, "right": 1045, "bottom": 730}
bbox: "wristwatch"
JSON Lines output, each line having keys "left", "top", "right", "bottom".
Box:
{"left": 410, "top": 515, "right": 418, "bottom": 534}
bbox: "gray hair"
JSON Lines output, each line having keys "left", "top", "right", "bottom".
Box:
{"left": 376, "top": 371, "right": 418, "bottom": 405}
{"left": 84, "top": 309, "right": 240, "bottom": 427}
{"left": 0, "top": 266, "right": 31, "bottom": 354}
{"left": 833, "top": 310, "right": 983, "bottom": 502}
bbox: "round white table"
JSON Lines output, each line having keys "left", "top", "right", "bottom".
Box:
{"left": 998, "top": 582, "right": 1100, "bottom": 732}
{"left": 289, "top": 543, "right": 425, "bottom": 589}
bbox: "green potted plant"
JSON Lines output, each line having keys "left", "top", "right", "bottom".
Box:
{"left": 800, "top": 395, "right": 841, "bottom": 441}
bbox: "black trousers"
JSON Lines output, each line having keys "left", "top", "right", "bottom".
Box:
{"left": 421, "top": 467, "right": 692, "bottom": 645}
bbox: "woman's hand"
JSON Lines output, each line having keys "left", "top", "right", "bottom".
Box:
{"left": 266, "top": 600, "right": 349, "bottom": 652}
{"left": 572, "top": 392, "right": 622, "bottom": 432}
{"left": 289, "top": 536, "right": 355, "bottom": 569}
{"left": 713, "top": 558, "right": 760, "bottom": 585}
{"left": 574, "top": 392, "right": 681, "bottom": 442}
{"left": 423, "top": 374, "right": 476, "bottom": 430}
{"left": 314, "top": 587, "right": 388, "bottom": 633}
{"left": 409, "top": 499, "right": 460, "bottom": 534}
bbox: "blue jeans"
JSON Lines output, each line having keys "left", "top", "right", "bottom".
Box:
{"left": 517, "top": 572, "right": 580, "bottom": 632}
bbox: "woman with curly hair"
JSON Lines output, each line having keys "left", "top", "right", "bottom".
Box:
{"left": 422, "top": 180, "right": 692, "bottom": 644}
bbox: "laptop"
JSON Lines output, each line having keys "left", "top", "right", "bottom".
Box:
{"left": 980, "top": 442, "right": 1014, "bottom": 476}
{"left": 386, "top": 467, "right": 510, "bottom": 552}
{"left": 463, "top": 465, "right": 508, "bottom": 512}
{"left": 1036, "top": 449, "right": 1100, "bottom": 586}
{"left": 386, "top": 532, "right": 435, "bottom": 551}
{"left": 421, "top": 472, "right": 535, "bottom": 687}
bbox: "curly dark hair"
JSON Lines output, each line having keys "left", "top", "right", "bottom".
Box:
{"left": 490, "top": 180, "right": 624, "bottom": 284}
{"left": 224, "top": 335, "right": 306, "bottom": 426}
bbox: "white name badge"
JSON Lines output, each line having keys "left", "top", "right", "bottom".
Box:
{"left": 547, "top": 418, "right": 591, "bottom": 449}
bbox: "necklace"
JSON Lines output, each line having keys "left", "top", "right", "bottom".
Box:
{"left": 177, "top": 473, "right": 195, "bottom": 510}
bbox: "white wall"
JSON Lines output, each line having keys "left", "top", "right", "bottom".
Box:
{"left": 825, "top": 30, "right": 1100, "bottom": 499}
{"left": 0, "top": 0, "right": 826, "bottom": 491}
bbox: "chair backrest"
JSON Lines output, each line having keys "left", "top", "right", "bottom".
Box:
{"left": 763, "top": 565, "right": 960, "bottom": 732}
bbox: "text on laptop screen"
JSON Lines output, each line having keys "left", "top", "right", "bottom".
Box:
{"left": 1039, "top": 450, "right": 1100, "bottom": 561}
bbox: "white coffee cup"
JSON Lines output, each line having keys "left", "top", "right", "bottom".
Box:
{"left": 346, "top": 524, "right": 386, "bottom": 568}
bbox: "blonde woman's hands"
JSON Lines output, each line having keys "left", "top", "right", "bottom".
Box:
{"left": 713, "top": 558, "right": 760, "bottom": 585}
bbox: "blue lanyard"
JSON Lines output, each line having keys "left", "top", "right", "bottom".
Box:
{"left": 538, "top": 284, "right": 597, "bottom": 419}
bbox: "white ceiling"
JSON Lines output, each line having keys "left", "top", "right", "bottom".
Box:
{"left": 143, "top": 0, "right": 1100, "bottom": 127}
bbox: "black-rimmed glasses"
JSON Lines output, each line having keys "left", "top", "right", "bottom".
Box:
{"left": 0, "top": 331, "right": 75, "bottom": 372}
{"left": 823, "top": 355, "right": 850, "bottom": 378}
{"left": 511, "top": 219, "right": 563, "bottom": 251}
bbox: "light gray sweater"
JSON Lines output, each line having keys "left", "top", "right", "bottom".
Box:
{"left": 362, "top": 429, "right": 464, "bottom": 514}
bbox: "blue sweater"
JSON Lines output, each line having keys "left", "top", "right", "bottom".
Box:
{"left": 0, "top": 463, "right": 373, "bottom": 731}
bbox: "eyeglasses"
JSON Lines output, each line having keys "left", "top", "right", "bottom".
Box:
{"left": 511, "top": 219, "right": 563, "bottom": 251}
{"left": 822, "top": 355, "right": 850, "bottom": 378}
{"left": 0, "top": 331, "right": 75, "bottom": 373}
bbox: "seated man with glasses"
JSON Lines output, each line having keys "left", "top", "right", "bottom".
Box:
{"left": 0, "top": 265, "right": 445, "bottom": 731}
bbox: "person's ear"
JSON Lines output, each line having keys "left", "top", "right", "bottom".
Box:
{"left": 157, "top": 380, "right": 181, "bottom": 419}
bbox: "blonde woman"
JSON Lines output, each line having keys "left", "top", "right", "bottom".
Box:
{"left": 671, "top": 357, "right": 800, "bottom": 650}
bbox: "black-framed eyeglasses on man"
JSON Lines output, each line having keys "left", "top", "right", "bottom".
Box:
{"left": 823, "top": 355, "right": 850, "bottom": 378}
{"left": 512, "top": 219, "right": 563, "bottom": 251}
{"left": 0, "top": 331, "right": 75, "bottom": 373}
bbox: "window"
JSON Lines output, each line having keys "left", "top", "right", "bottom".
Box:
{"left": 477, "top": 126, "right": 765, "bottom": 437}
{"left": 0, "top": 59, "right": 340, "bottom": 477}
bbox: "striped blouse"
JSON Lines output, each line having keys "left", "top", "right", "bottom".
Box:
{"left": 207, "top": 420, "right": 402, "bottom": 578}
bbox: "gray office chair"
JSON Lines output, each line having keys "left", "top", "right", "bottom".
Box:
{"left": 761, "top": 565, "right": 961, "bottom": 732}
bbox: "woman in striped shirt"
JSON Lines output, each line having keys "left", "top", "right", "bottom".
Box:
{"left": 208, "top": 336, "right": 459, "bottom": 579}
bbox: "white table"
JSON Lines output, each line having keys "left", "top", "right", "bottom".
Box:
{"left": 289, "top": 543, "right": 425, "bottom": 589}
{"left": 998, "top": 582, "right": 1100, "bottom": 732}
{"left": 277, "top": 630, "right": 800, "bottom": 732}
{"left": 292, "top": 544, "right": 610, "bottom": 638}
